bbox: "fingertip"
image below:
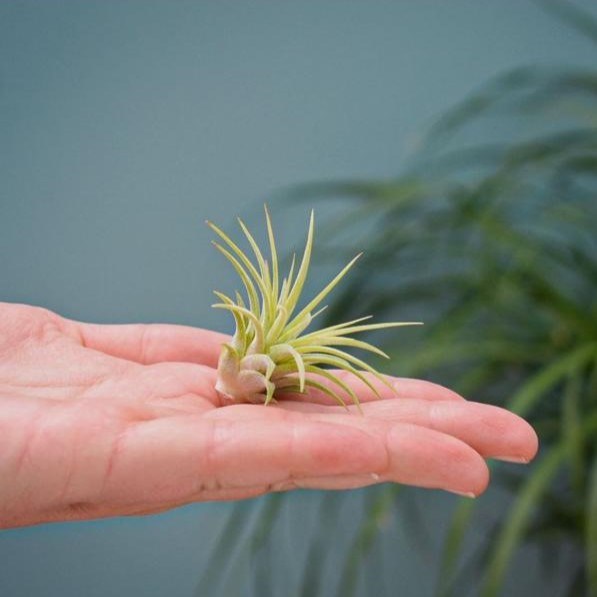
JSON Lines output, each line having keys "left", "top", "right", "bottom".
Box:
{"left": 386, "top": 424, "right": 490, "bottom": 497}
{"left": 524, "top": 419, "right": 540, "bottom": 462}
{"left": 506, "top": 415, "right": 539, "bottom": 464}
{"left": 491, "top": 409, "right": 540, "bottom": 464}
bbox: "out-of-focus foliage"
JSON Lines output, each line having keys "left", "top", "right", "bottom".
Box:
{"left": 196, "top": 2, "right": 597, "bottom": 596}
{"left": 285, "top": 2, "right": 597, "bottom": 595}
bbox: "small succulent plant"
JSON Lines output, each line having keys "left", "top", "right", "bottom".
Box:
{"left": 207, "top": 207, "right": 420, "bottom": 410}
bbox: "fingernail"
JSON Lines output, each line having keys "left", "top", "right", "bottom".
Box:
{"left": 494, "top": 455, "right": 530, "bottom": 464}
{"left": 370, "top": 473, "right": 380, "bottom": 481}
{"left": 450, "top": 490, "right": 477, "bottom": 498}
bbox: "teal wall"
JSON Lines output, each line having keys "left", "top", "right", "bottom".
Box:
{"left": 1, "top": 1, "right": 594, "bottom": 595}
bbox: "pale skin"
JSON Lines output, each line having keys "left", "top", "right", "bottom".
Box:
{"left": 0, "top": 302, "right": 538, "bottom": 529}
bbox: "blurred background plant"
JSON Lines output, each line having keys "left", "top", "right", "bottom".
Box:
{"left": 197, "top": 1, "right": 597, "bottom": 595}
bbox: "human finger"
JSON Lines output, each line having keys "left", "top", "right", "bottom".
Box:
{"left": 101, "top": 409, "right": 488, "bottom": 502}
{"left": 278, "top": 371, "right": 466, "bottom": 406}
{"left": 74, "top": 321, "right": 228, "bottom": 368}
{"left": 278, "top": 398, "right": 538, "bottom": 463}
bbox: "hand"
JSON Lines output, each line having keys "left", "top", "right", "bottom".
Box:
{"left": 0, "top": 302, "right": 537, "bottom": 528}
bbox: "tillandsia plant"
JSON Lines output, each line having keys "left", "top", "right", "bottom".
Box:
{"left": 206, "top": 206, "right": 420, "bottom": 410}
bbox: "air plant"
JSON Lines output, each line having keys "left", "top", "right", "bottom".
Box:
{"left": 207, "top": 206, "right": 421, "bottom": 410}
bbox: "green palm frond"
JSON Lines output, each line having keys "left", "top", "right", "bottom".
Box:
{"left": 207, "top": 206, "right": 421, "bottom": 409}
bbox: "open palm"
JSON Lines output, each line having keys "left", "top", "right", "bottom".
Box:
{"left": 0, "top": 302, "right": 537, "bottom": 528}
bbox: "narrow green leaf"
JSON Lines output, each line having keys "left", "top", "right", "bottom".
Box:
{"left": 237, "top": 217, "right": 274, "bottom": 321}
{"left": 293, "top": 333, "right": 389, "bottom": 358}
{"left": 287, "top": 252, "right": 362, "bottom": 327}
{"left": 300, "top": 352, "right": 383, "bottom": 399}
{"left": 296, "top": 343, "right": 395, "bottom": 392}
{"left": 299, "top": 493, "right": 344, "bottom": 597}
{"left": 265, "top": 305, "right": 289, "bottom": 347}
{"left": 236, "top": 217, "right": 267, "bottom": 280}
{"left": 587, "top": 454, "right": 597, "bottom": 597}
{"left": 562, "top": 371, "right": 584, "bottom": 496}
{"left": 321, "top": 321, "right": 423, "bottom": 336}
{"left": 212, "top": 303, "right": 265, "bottom": 353}
{"left": 305, "top": 364, "right": 361, "bottom": 411}
{"left": 264, "top": 204, "right": 280, "bottom": 303}
{"left": 270, "top": 343, "right": 306, "bottom": 393}
{"left": 194, "top": 503, "right": 253, "bottom": 596}
{"left": 508, "top": 344, "right": 597, "bottom": 416}
{"left": 284, "top": 210, "right": 315, "bottom": 317}
{"left": 482, "top": 414, "right": 597, "bottom": 597}
{"left": 481, "top": 445, "right": 566, "bottom": 597}
{"left": 313, "top": 314, "right": 374, "bottom": 332}
{"left": 211, "top": 241, "right": 261, "bottom": 315}
{"left": 279, "top": 311, "right": 313, "bottom": 342}
{"left": 436, "top": 499, "right": 477, "bottom": 597}
{"left": 539, "top": 0, "right": 597, "bottom": 46}
{"left": 302, "top": 377, "right": 348, "bottom": 409}
{"left": 280, "top": 313, "right": 371, "bottom": 345}
{"left": 213, "top": 291, "right": 247, "bottom": 346}
{"left": 279, "top": 253, "right": 296, "bottom": 305}
{"left": 208, "top": 221, "right": 269, "bottom": 312}
{"left": 336, "top": 486, "right": 400, "bottom": 597}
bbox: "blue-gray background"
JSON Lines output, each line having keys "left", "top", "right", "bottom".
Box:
{"left": 1, "top": 1, "right": 594, "bottom": 595}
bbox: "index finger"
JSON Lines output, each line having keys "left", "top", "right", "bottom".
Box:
{"left": 73, "top": 321, "right": 229, "bottom": 368}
